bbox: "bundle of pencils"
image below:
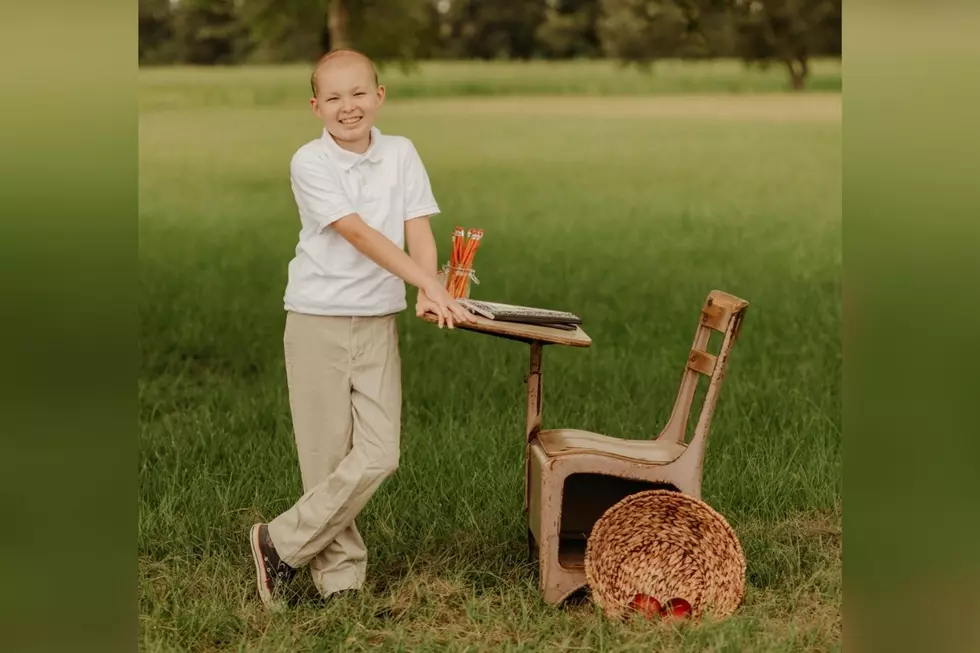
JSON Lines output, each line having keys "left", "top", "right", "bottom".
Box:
{"left": 446, "top": 226, "right": 484, "bottom": 298}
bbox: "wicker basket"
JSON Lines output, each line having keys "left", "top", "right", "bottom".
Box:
{"left": 584, "top": 489, "right": 745, "bottom": 621}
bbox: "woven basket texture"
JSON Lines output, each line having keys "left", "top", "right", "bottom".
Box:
{"left": 584, "top": 489, "right": 745, "bottom": 620}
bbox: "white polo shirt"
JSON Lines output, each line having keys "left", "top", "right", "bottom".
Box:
{"left": 283, "top": 126, "right": 440, "bottom": 316}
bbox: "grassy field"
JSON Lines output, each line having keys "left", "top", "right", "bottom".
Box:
{"left": 139, "top": 58, "right": 841, "bottom": 110}
{"left": 139, "top": 62, "right": 841, "bottom": 651}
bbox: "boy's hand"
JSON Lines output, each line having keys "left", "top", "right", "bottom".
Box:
{"left": 419, "top": 279, "right": 476, "bottom": 329}
{"left": 415, "top": 291, "right": 440, "bottom": 319}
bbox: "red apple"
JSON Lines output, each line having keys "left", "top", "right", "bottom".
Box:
{"left": 661, "top": 598, "right": 692, "bottom": 619}
{"left": 629, "top": 593, "right": 662, "bottom": 619}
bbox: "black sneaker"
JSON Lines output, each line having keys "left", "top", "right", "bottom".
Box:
{"left": 249, "top": 523, "right": 297, "bottom": 608}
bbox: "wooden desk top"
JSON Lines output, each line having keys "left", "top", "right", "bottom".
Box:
{"left": 420, "top": 311, "right": 591, "bottom": 347}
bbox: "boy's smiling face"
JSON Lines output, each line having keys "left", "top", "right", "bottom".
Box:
{"left": 310, "top": 53, "right": 385, "bottom": 154}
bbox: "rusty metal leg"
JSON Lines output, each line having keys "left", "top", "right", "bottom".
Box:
{"left": 524, "top": 341, "right": 543, "bottom": 514}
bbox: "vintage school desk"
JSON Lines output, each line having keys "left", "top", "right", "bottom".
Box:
{"left": 419, "top": 310, "right": 592, "bottom": 531}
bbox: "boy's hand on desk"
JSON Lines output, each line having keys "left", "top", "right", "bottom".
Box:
{"left": 419, "top": 279, "right": 476, "bottom": 329}
{"left": 415, "top": 292, "right": 440, "bottom": 319}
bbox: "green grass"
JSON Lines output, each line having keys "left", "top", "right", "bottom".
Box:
{"left": 139, "top": 58, "right": 842, "bottom": 110}
{"left": 139, "top": 65, "right": 841, "bottom": 651}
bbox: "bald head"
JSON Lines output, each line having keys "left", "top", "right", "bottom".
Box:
{"left": 307, "top": 48, "right": 386, "bottom": 151}
{"left": 310, "top": 49, "right": 379, "bottom": 98}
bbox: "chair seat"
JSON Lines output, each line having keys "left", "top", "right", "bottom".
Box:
{"left": 536, "top": 428, "right": 688, "bottom": 465}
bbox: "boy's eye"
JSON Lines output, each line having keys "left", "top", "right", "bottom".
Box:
{"left": 354, "top": 92, "right": 365, "bottom": 97}
{"left": 327, "top": 97, "right": 339, "bottom": 102}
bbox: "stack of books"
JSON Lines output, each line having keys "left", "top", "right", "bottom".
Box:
{"left": 458, "top": 299, "right": 582, "bottom": 331}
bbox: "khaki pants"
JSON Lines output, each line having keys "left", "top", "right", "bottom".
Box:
{"left": 268, "top": 311, "right": 401, "bottom": 597}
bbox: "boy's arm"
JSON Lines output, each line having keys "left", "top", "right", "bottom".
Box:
{"left": 401, "top": 141, "right": 441, "bottom": 295}
{"left": 404, "top": 216, "right": 439, "bottom": 282}
{"left": 333, "top": 214, "right": 435, "bottom": 293}
{"left": 331, "top": 214, "right": 474, "bottom": 327}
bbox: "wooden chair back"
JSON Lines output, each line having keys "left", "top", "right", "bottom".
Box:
{"left": 657, "top": 290, "right": 749, "bottom": 451}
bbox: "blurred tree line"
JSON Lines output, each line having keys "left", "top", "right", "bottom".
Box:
{"left": 140, "top": 0, "right": 840, "bottom": 89}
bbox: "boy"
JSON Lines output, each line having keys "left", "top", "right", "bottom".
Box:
{"left": 249, "top": 49, "right": 475, "bottom": 608}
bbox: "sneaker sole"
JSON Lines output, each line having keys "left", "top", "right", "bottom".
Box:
{"left": 249, "top": 524, "right": 275, "bottom": 607}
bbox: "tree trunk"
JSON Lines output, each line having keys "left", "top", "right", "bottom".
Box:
{"left": 328, "top": 0, "right": 350, "bottom": 50}
{"left": 785, "top": 57, "right": 808, "bottom": 91}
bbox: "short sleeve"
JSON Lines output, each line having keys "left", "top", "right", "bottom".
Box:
{"left": 403, "top": 140, "right": 440, "bottom": 221}
{"left": 290, "top": 152, "right": 357, "bottom": 231}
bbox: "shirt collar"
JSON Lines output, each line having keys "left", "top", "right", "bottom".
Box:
{"left": 321, "top": 126, "right": 383, "bottom": 170}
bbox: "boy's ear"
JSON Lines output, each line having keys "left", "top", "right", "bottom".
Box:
{"left": 376, "top": 84, "right": 386, "bottom": 106}
{"left": 309, "top": 97, "right": 319, "bottom": 115}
